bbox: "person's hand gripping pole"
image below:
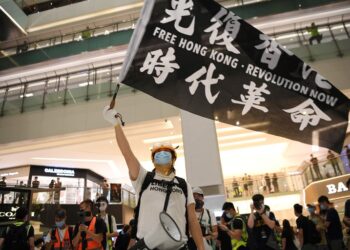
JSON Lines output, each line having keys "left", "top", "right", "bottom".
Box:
{"left": 103, "top": 84, "right": 125, "bottom": 127}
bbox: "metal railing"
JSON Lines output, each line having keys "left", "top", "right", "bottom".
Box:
{"left": 0, "top": 0, "right": 269, "bottom": 53}
{"left": 223, "top": 153, "right": 350, "bottom": 200}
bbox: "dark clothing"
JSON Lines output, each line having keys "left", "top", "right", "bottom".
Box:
{"left": 281, "top": 230, "right": 297, "bottom": 250}
{"left": 1, "top": 222, "right": 34, "bottom": 250}
{"left": 345, "top": 199, "right": 350, "bottom": 219}
{"left": 249, "top": 212, "right": 276, "bottom": 250}
{"left": 325, "top": 208, "right": 343, "bottom": 240}
{"left": 232, "top": 217, "right": 243, "bottom": 230}
{"left": 32, "top": 180, "right": 39, "bottom": 188}
{"left": 310, "top": 157, "right": 322, "bottom": 180}
{"left": 0, "top": 181, "right": 6, "bottom": 187}
{"left": 296, "top": 215, "right": 313, "bottom": 245}
{"left": 218, "top": 213, "right": 232, "bottom": 250}
{"left": 114, "top": 231, "right": 131, "bottom": 250}
{"left": 73, "top": 217, "right": 107, "bottom": 248}
{"left": 264, "top": 176, "right": 271, "bottom": 192}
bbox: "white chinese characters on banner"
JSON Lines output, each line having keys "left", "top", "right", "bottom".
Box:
{"left": 302, "top": 63, "right": 332, "bottom": 89}
{"left": 231, "top": 81, "right": 271, "bottom": 115}
{"left": 255, "top": 34, "right": 293, "bottom": 70}
{"left": 140, "top": 47, "right": 180, "bottom": 84}
{"left": 284, "top": 99, "right": 331, "bottom": 131}
{"left": 204, "top": 7, "right": 241, "bottom": 54}
{"left": 185, "top": 63, "right": 224, "bottom": 104}
{"left": 161, "top": 0, "right": 195, "bottom": 36}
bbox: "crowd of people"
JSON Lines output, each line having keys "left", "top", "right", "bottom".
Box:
{"left": 1, "top": 181, "right": 350, "bottom": 250}
{"left": 231, "top": 173, "right": 280, "bottom": 198}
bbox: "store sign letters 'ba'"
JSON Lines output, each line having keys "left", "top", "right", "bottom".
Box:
{"left": 119, "top": 0, "right": 350, "bottom": 152}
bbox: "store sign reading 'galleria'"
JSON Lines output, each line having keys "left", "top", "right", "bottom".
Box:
{"left": 44, "top": 168, "right": 75, "bottom": 177}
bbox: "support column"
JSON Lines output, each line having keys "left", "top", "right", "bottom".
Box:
{"left": 180, "top": 110, "right": 225, "bottom": 198}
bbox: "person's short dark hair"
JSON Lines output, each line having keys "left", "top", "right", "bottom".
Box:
{"left": 80, "top": 199, "right": 94, "bottom": 210}
{"left": 2, "top": 176, "right": 5, "bottom": 180}
{"left": 96, "top": 196, "right": 109, "bottom": 204}
{"left": 34, "top": 176, "right": 38, "bottom": 179}
{"left": 318, "top": 195, "right": 329, "bottom": 204}
{"left": 265, "top": 205, "right": 270, "bottom": 211}
{"left": 307, "top": 204, "right": 316, "bottom": 208}
{"left": 293, "top": 204, "right": 303, "bottom": 214}
{"left": 252, "top": 194, "right": 264, "bottom": 203}
{"left": 346, "top": 178, "right": 350, "bottom": 188}
{"left": 34, "top": 238, "right": 44, "bottom": 246}
{"left": 16, "top": 207, "right": 28, "bottom": 220}
{"left": 55, "top": 208, "right": 66, "bottom": 219}
{"left": 222, "top": 202, "right": 235, "bottom": 210}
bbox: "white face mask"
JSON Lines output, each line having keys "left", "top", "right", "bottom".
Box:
{"left": 226, "top": 212, "right": 233, "bottom": 219}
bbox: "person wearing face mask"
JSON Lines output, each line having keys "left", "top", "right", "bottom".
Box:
{"left": 247, "top": 194, "right": 277, "bottom": 250}
{"left": 317, "top": 196, "right": 344, "bottom": 250}
{"left": 72, "top": 199, "right": 107, "bottom": 250}
{"left": 96, "top": 196, "right": 118, "bottom": 250}
{"left": 44, "top": 208, "right": 74, "bottom": 250}
{"left": 219, "top": 202, "right": 248, "bottom": 250}
{"left": 103, "top": 106, "right": 205, "bottom": 250}
{"left": 188, "top": 187, "right": 217, "bottom": 250}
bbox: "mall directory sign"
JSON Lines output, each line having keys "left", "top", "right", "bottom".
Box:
{"left": 119, "top": 0, "right": 350, "bottom": 153}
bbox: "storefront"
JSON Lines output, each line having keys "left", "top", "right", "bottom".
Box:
{"left": 0, "top": 165, "right": 105, "bottom": 204}
{"left": 0, "top": 165, "right": 134, "bottom": 232}
{"left": 304, "top": 173, "right": 350, "bottom": 215}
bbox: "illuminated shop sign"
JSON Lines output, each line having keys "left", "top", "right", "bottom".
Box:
{"left": 44, "top": 168, "right": 75, "bottom": 177}
{"left": 0, "top": 207, "right": 19, "bottom": 221}
{"left": 304, "top": 174, "right": 350, "bottom": 204}
{"left": 0, "top": 172, "right": 19, "bottom": 177}
{"left": 326, "top": 182, "right": 348, "bottom": 194}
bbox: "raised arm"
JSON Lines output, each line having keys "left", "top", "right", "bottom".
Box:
{"left": 103, "top": 106, "right": 140, "bottom": 180}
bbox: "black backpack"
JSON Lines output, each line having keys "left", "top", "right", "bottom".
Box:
{"left": 133, "top": 171, "right": 188, "bottom": 238}
{"left": 307, "top": 218, "right": 321, "bottom": 244}
{"left": 3, "top": 222, "right": 31, "bottom": 250}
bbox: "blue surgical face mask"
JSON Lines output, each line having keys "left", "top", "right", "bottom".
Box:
{"left": 56, "top": 220, "right": 65, "bottom": 228}
{"left": 320, "top": 204, "right": 327, "bottom": 210}
{"left": 308, "top": 208, "right": 315, "bottom": 214}
{"left": 154, "top": 151, "right": 172, "bottom": 165}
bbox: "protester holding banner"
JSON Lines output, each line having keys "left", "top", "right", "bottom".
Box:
{"left": 103, "top": 107, "right": 205, "bottom": 250}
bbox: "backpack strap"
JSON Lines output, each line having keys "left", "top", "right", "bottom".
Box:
{"left": 108, "top": 214, "right": 113, "bottom": 234}
{"left": 175, "top": 176, "right": 189, "bottom": 238}
{"left": 133, "top": 171, "right": 156, "bottom": 238}
{"left": 207, "top": 209, "right": 212, "bottom": 226}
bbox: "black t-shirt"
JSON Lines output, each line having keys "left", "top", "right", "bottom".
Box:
{"left": 251, "top": 212, "right": 276, "bottom": 246}
{"left": 296, "top": 215, "right": 311, "bottom": 245}
{"left": 232, "top": 217, "right": 243, "bottom": 230}
{"left": 73, "top": 217, "right": 107, "bottom": 248}
{"left": 326, "top": 208, "right": 343, "bottom": 240}
{"left": 281, "top": 229, "right": 297, "bottom": 250}
{"left": 217, "top": 213, "right": 232, "bottom": 250}
{"left": 345, "top": 199, "right": 350, "bottom": 218}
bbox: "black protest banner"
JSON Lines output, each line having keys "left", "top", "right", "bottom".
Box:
{"left": 119, "top": 0, "right": 350, "bottom": 153}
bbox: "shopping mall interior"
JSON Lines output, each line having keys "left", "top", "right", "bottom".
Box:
{"left": 0, "top": 0, "right": 350, "bottom": 237}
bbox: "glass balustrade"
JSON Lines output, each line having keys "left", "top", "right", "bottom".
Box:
{"left": 223, "top": 154, "right": 349, "bottom": 200}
